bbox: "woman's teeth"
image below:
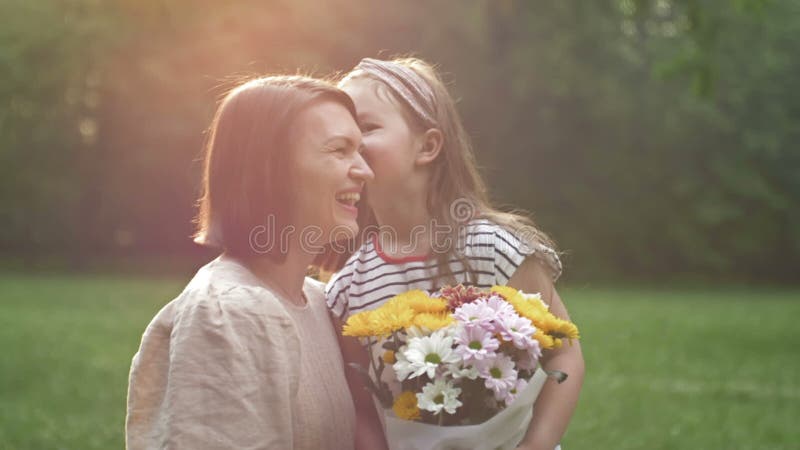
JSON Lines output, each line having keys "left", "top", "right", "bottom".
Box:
{"left": 336, "top": 192, "right": 360, "bottom": 206}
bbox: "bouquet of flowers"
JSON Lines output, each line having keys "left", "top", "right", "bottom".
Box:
{"left": 342, "top": 284, "right": 580, "bottom": 450}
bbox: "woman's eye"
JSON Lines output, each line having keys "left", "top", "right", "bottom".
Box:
{"left": 325, "top": 146, "right": 347, "bottom": 156}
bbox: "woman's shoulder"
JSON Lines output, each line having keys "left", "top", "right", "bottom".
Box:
{"left": 155, "top": 257, "right": 293, "bottom": 331}
{"left": 303, "top": 276, "right": 325, "bottom": 302}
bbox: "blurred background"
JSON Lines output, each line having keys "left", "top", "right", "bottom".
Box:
{"left": 1, "top": 0, "right": 798, "bottom": 449}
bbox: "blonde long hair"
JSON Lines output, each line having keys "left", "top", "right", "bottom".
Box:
{"left": 318, "top": 57, "right": 555, "bottom": 285}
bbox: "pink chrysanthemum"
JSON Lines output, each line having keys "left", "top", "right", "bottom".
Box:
{"left": 477, "top": 354, "right": 518, "bottom": 396}
{"left": 496, "top": 377, "right": 528, "bottom": 405}
{"left": 515, "top": 343, "right": 543, "bottom": 371}
{"left": 453, "top": 300, "right": 496, "bottom": 330}
{"left": 454, "top": 324, "right": 500, "bottom": 361}
{"left": 495, "top": 313, "right": 537, "bottom": 350}
{"left": 484, "top": 294, "right": 517, "bottom": 319}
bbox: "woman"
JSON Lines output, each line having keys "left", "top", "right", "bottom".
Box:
{"left": 126, "top": 75, "right": 374, "bottom": 449}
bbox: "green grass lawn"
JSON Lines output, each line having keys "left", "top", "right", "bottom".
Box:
{"left": 1, "top": 273, "right": 798, "bottom": 449}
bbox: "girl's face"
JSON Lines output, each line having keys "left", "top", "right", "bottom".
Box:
{"left": 287, "top": 100, "right": 373, "bottom": 244}
{"left": 342, "top": 79, "right": 423, "bottom": 204}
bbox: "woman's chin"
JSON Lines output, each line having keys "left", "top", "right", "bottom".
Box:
{"left": 334, "top": 219, "right": 359, "bottom": 238}
{"left": 333, "top": 204, "right": 360, "bottom": 232}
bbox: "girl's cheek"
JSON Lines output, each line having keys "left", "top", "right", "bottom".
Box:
{"left": 362, "top": 134, "right": 380, "bottom": 151}
{"left": 361, "top": 141, "right": 384, "bottom": 165}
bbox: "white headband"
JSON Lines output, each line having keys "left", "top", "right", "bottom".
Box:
{"left": 349, "top": 58, "right": 437, "bottom": 127}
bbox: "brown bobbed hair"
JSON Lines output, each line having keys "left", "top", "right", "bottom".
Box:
{"left": 193, "top": 75, "right": 357, "bottom": 262}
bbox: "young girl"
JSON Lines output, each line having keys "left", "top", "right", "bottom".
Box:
{"left": 324, "top": 58, "right": 584, "bottom": 450}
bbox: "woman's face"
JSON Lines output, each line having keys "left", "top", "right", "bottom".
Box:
{"left": 341, "top": 78, "right": 422, "bottom": 206}
{"left": 287, "top": 100, "right": 373, "bottom": 246}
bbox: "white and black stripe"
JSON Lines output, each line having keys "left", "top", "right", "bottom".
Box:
{"left": 325, "top": 220, "right": 562, "bottom": 320}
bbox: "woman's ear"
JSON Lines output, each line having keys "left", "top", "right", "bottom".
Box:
{"left": 414, "top": 128, "right": 444, "bottom": 166}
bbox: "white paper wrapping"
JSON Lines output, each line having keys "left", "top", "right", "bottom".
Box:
{"left": 384, "top": 368, "right": 551, "bottom": 450}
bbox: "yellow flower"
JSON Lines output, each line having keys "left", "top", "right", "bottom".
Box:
{"left": 342, "top": 311, "right": 376, "bottom": 338}
{"left": 392, "top": 391, "right": 421, "bottom": 421}
{"left": 382, "top": 350, "right": 396, "bottom": 364}
{"left": 514, "top": 301, "right": 551, "bottom": 332}
{"left": 533, "top": 329, "right": 556, "bottom": 350}
{"left": 489, "top": 284, "right": 522, "bottom": 299}
{"left": 491, "top": 285, "right": 525, "bottom": 304}
{"left": 526, "top": 296, "right": 550, "bottom": 315}
{"left": 490, "top": 284, "right": 580, "bottom": 349}
{"left": 547, "top": 317, "right": 580, "bottom": 343}
{"left": 411, "top": 312, "right": 454, "bottom": 332}
{"left": 532, "top": 312, "right": 560, "bottom": 335}
{"left": 390, "top": 290, "right": 448, "bottom": 314}
{"left": 533, "top": 315, "right": 579, "bottom": 349}
{"left": 492, "top": 285, "right": 549, "bottom": 323}
{"left": 370, "top": 300, "right": 415, "bottom": 337}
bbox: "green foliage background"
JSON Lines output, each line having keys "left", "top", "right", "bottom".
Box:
{"left": 2, "top": 0, "right": 798, "bottom": 282}
{"left": 2, "top": 274, "right": 798, "bottom": 448}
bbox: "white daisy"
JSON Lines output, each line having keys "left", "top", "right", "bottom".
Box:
{"left": 396, "top": 330, "right": 460, "bottom": 380}
{"left": 416, "top": 378, "right": 463, "bottom": 415}
{"left": 444, "top": 362, "right": 480, "bottom": 380}
{"left": 392, "top": 347, "right": 416, "bottom": 380}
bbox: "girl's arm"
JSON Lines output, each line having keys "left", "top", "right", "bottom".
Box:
{"left": 507, "top": 258, "right": 585, "bottom": 450}
{"left": 333, "top": 316, "right": 390, "bottom": 450}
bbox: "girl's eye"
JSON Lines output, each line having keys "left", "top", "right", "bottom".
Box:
{"left": 360, "top": 122, "right": 379, "bottom": 133}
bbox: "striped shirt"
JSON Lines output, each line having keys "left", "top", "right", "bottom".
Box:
{"left": 326, "top": 220, "right": 562, "bottom": 320}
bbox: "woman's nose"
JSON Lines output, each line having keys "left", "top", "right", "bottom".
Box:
{"left": 350, "top": 152, "right": 374, "bottom": 182}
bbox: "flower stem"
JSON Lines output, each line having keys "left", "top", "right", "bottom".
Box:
{"left": 367, "top": 338, "right": 380, "bottom": 377}
{"left": 366, "top": 338, "right": 393, "bottom": 408}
